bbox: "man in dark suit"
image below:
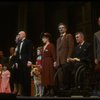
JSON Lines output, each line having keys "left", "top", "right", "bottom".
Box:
{"left": 64, "top": 32, "right": 91, "bottom": 90}
{"left": 16, "top": 31, "right": 33, "bottom": 96}
{"left": 8, "top": 47, "right": 17, "bottom": 93}
{"left": 55, "top": 23, "right": 74, "bottom": 90}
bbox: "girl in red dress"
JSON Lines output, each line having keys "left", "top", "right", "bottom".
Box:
{"left": 34, "top": 47, "right": 44, "bottom": 97}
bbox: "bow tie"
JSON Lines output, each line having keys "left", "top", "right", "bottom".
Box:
{"left": 21, "top": 39, "right": 25, "bottom": 42}
{"left": 19, "top": 40, "right": 24, "bottom": 44}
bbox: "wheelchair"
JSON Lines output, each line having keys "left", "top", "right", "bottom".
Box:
{"left": 73, "top": 63, "right": 93, "bottom": 91}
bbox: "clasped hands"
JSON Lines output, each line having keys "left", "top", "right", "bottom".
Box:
{"left": 67, "top": 57, "right": 80, "bottom": 62}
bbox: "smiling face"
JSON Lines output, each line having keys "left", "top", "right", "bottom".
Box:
{"left": 75, "top": 33, "right": 84, "bottom": 44}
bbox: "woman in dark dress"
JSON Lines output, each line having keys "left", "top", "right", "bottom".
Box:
{"left": 41, "top": 32, "right": 56, "bottom": 96}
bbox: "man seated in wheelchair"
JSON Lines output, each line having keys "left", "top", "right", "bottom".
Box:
{"left": 63, "top": 32, "right": 92, "bottom": 90}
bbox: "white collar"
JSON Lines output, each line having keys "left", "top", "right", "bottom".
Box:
{"left": 79, "top": 41, "right": 85, "bottom": 46}
{"left": 21, "top": 38, "right": 25, "bottom": 42}
{"left": 60, "top": 33, "right": 66, "bottom": 37}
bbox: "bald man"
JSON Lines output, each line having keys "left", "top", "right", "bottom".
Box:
{"left": 16, "top": 31, "right": 33, "bottom": 96}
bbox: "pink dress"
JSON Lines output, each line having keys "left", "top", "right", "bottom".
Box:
{"left": 1, "top": 70, "right": 11, "bottom": 93}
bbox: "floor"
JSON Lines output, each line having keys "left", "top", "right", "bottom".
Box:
{"left": 1, "top": 90, "right": 100, "bottom": 99}
{"left": 16, "top": 96, "right": 100, "bottom": 99}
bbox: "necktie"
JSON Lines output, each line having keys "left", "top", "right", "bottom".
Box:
{"left": 60, "top": 35, "right": 63, "bottom": 41}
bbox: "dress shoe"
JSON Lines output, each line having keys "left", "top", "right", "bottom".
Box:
{"left": 17, "top": 92, "right": 21, "bottom": 96}
{"left": 45, "top": 91, "right": 50, "bottom": 96}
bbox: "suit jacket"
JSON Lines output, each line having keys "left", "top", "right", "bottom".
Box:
{"left": 94, "top": 31, "right": 100, "bottom": 61}
{"left": 8, "top": 55, "right": 17, "bottom": 69}
{"left": 16, "top": 38, "right": 33, "bottom": 63}
{"left": 0, "top": 57, "right": 8, "bottom": 66}
{"left": 74, "top": 42, "right": 91, "bottom": 64}
{"left": 56, "top": 33, "right": 74, "bottom": 67}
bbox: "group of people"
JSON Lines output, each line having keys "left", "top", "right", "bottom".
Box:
{"left": 0, "top": 16, "right": 100, "bottom": 97}
{"left": 30, "top": 22, "right": 92, "bottom": 97}
{"left": 0, "top": 31, "right": 33, "bottom": 96}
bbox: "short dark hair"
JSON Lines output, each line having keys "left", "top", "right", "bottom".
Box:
{"left": 75, "top": 32, "right": 85, "bottom": 39}
{"left": 58, "top": 22, "right": 67, "bottom": 29}
{"left": 75, "top": 32, "right": 84, "bottom": 36}
{"left": 41, "top": 32, "right": 51, "bottom": 39}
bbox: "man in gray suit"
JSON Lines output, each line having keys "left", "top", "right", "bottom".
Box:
{"left": 94, "top": 17, "right": 100, "bottom": 65}
{"left": 94, "top": 16, "right": 100, "bottom": 90}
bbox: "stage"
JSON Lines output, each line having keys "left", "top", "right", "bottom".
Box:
{"left": 16, "top": 96, "right": 100, "bottom": 99}
{"left": 0, "top": 91, "right": 100, "bottom": 99}
{"left": 0, "top": 95, "right": 100, "bottom": 99}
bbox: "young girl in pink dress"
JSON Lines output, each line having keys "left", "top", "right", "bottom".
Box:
{"left": 1, "top": 65, "right": 11, "bottom": 93}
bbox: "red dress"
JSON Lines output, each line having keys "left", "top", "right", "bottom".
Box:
{"left": 1, "top": 70, "right": 11, "bottom": 93}
{"left": 36, "top": 55, "right": 42, "bottom": 67}
{"left": 41, "top": 43, "right": 56, "bottom": 86}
